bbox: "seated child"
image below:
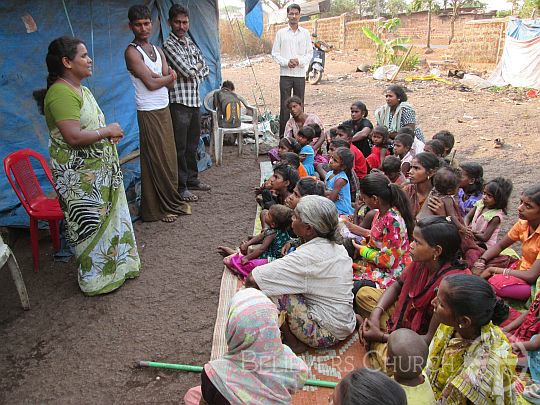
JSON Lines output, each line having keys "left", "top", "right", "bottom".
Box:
{"left": 393, "top": 132, "right": 414, "bottom": 176}
{"left": 296, "top": 126, "right": 316, "bottom": 176}
{"left": 273, "top": 136, "right": 301, "bottom": 162}
{"left": 464, "top": 177, "right": 513, "bottom": 249}
{"left": 285, "top": 177, "right": 326, "bottom": 209}
{"left": 330, "top": 368, "right": 407, "bottom": 405}
{"left": 387, "top": 329, "right": 436, "bottom": 404}
{"left": 306, "top": 123, "right": 329, "bottom": 166}
{"left": 366, "top": 126, "right": 390, "bottom": 171}
{"left": 417, "top": 166, "right": 461, "bottom": 222}
{"left": 457, "top": 162, "right": 484, "bottom": 217}
{"left": 342, "top": 100, "right": 374, "bottom": 159}
{"left": 218, "top": 204, "right": 293, "bottom": 279}
{"left": 397, "top": 127, "right": 424, "bottom": 156}
{"left": 317, "top": 138, "right": 360, "bottom": 202}
{"left": 423, "top": 139, "right": 446, "bottom": 158}
{"left": 433, "top": 130, "right": 458, "bottom": 167}
{"left": 281, "top": 151, "right": 308, "bottom": 178}
{"left": 256, "top": 162, "right": 299, "bottom": 210}
{"left": 382, "top": 156, "right": 407, "bottom": 186}
{"left": 335, "top": 124, "right": 368, "bottom": 179}
{"left": 325, "top": 146, "right": 355, "bottom": 215}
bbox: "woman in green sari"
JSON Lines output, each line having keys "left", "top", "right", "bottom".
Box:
{"left": 34, "top": 36, "right": 140, "bottom": 295}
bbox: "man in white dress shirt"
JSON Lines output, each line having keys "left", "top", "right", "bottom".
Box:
{"left": 271, "top": 3, "right": 313, "bottom": 137}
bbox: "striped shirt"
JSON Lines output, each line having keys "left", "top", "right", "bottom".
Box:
{"left": 163, "top": 32, "right": 209, "bottom": 107}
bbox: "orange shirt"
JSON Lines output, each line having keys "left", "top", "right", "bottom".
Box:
{"left": 298, "top": 163, "right": 309, "bottom": 178}
{"left": 507, "top": 220, "right": 540, "bottom": 270}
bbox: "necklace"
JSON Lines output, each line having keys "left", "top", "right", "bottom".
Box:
{"left": 59, "top": 77, "right": 82, "bottom": 96}
{"left": 134, "top": 41, "right": 155, "bottom": 59}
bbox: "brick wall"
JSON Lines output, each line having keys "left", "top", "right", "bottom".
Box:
{"left": 449, "top": 18, "right": 507, "bottom": 65}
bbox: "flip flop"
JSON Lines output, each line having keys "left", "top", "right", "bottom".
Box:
{"left": 180, "top": 190, "right": 199, "bottom": 202}
{"left": 189, "top": 182, "right": 211, "bottom": 191}
{"left": 494, "top": 138, "right": 504, "bottom": 148}
{"left": 161, "top": 214, "right": 178, "bottom": 223}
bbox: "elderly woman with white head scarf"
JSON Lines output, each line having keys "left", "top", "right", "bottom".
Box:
{"left": 246, "top": 195, "right": 356, "bottom": 354}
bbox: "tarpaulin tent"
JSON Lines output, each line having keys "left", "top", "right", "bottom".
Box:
{"left": 0, "top": 0, "right": 221, "bottom": 227}
{"left": 489, "top": 18, "right": 540, "bottom": 90}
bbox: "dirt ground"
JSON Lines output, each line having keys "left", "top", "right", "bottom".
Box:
{"left": 1, "top": 51, "right": 539, "bottom": 404}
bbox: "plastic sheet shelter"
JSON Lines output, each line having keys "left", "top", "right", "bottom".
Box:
{"left": 0, "top": 0, "right": 222, "bottom": 227}
{"left": 489, "top": 18, "right": 540, "bottom": 90}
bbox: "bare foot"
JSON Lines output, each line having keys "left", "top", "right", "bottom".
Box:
{"left": 217, "top": 246, "right": 236, "bottom": 257}
{"left": 160, "top": 214, "right": 178, "bottom": 223}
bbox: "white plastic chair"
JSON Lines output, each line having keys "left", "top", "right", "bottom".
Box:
{"left": 203, "top": 90, "right": 260, "bottom": 166}
{"left": 0, "top": 234, "right": 30, "bottom": 310}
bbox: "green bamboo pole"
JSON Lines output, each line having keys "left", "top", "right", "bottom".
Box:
{"left": 138, "top": 361, "right": 338, "bottom": 389}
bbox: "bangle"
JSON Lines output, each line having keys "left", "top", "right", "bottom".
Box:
{"left": 96, "top": 129, "right": 102, "bottom": 140}
{"left": 503, "top": 268, "right": 511, "bottom": 278}
{"left": 478, "top": 257, "right": 487, "bottom": 263}
{"left": 374, "top": 305, "right": 386, "bottom": 314}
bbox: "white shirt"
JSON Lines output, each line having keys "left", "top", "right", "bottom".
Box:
{"left": 128, "top": 44, "right": 169, "bottom": 111}
{"left": 271, "top": 25, "right": 313, "bottom": 77}
{"left": 252, "top": 237, "right": 356, "bottom": 340}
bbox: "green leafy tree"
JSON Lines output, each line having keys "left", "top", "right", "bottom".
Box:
{"left": 362, "top": 18, "right": 411, "bottom": 66}
{"left": 386, "top": 0, "right": 409, "bottom": 15}
{"left": 328, "top": 0, "right": 359, "bottom": 16}
{"left": 448, "top": 0, "right": 485, "bottom": 44}
{"left": 410, "top": 0, "right": 441, "bottom": 51}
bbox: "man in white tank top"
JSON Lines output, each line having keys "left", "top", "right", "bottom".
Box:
{"left": 125, "top": 5, "right": 192, "bottom": 223}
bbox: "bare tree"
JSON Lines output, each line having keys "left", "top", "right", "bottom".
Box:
{"left": 411, "top": 0, "right": 439, "bottom": 52}
{"left": 448, "top": 0, "right": 485, "bottom": 44}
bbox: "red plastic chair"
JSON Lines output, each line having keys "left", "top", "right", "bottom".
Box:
{"left": 4, "top": 149, "right": 64, "bottom": 272}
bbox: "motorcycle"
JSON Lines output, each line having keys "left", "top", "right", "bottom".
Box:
{"left": 306, "top": 34, "right": 332, "bottom": 85}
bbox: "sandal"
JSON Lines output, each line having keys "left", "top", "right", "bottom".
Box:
{"left": 189, "top": 182, "right": 211, "bottom": 191}
{"left": 493, "top": 138, "right": 504, "bottom": 148}
{"left": 179, "top": 190, "right": 199, "bottom": 202}
{"left": 161, "top": 214, "right": 178, "bottom": 223}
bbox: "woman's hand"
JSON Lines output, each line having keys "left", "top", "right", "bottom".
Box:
{"left": 361, "top": 318, "right": 385, "bottom": 343}
{"left": 480, "top": 266, "right": 497, "bottom": 279}
{"left": 239, "top": 241, "right": 249, "bottom": 255}
{"left": 351, "top": 239, "right": 363, "bottom": 250}
{"left": 240, "top": 256, "right": 249, "bottom": 265}
{"left": 427, "top": 196, "right": 445, "bottom": 215}
{"left": 104, "top": 123, "right": 124, "bottom": 144}
{"left": 281, "top": 241, "right": 292, "bottom": 257}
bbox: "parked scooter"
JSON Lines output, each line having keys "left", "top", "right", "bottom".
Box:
{"left": 306, "top": 34, "right": 332, "bottom": 85}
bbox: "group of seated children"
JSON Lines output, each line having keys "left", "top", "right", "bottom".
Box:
{"left": 208, "top": 97, "right": 540, "bottom": 404}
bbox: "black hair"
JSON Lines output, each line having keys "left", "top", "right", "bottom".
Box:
{"left": 268, "top": 204, "right": 294, "bottom": 230}
{"left": 397, "top": 127, "right": 415, "bottom": 137}
{"left": 359, "top": 172, "right": 414, "bottom": 240}
{"left": 336, "top": 124, "right": 354, "bottom": 139}
{"left": 128, "top": 4, "right": 151, "bottom": 22}
{"left": 433, "top": 166, "right": 460, "bottom": 195}
{"left": 285, "top": 95, "right": 303, "bottom": 108}
{"left": 386, "top": 85, "right": 408, "bottom": 103}
{"left": 307, "top": 123, "right": 322, "bottom": 138}
{"left": 169, "top": 4, "right": 189, "bottom": 20}
{"left": 416, "top": 216, "right": 465, "bottom": 267}
{"left": 338, "top": 368, "right": 407, "bottom": 405}
{"left": 382, "top": 156, "right": 401, "bottom": 174}
{"left": 424, "top": 139, "right": 446, "bottom": 157}
{"left": 273, "top": 162, "right": 299, "bottom": 193}
{"left": 278, "top": 137, "right": 301, "bottom": 154}
{"left": 484, "top": 177, "right": 513, "bottom": 214}
{"left": 372, "top": 126, "right": 390, "bottom": 147}
{"left": 297, "top": 126, "right": 316, "bottom": 141}
{"left": 330, "top": 138, "right": 350, "bottom": 149}
{"left": 394, "top": 133, "right": 413, "bottom": 149}
{"left": 522, "top": 184, "right": 540, "bottom": 207}
{"left": 459, "top": 162, "right": 484, "bottom": 195}
{"left": 287, "top": 3, "right": 301, "bottom": 13}
{"left": 280, "top": 152, "right": 300, "bottom": 169}
{"left": 297, "top": 177, "right": 326, "bottom": 197}
{"left": 222, "top": 80, "right": 235, "bottom": 91}
{"left": 328, "top": 128, "right": 338, "bottom": 139}
{"left": 433, "top": 130, "right": 455, "bottom": 152}
{"left": 351, "top": 101, "right": 368, "bottom": 118}
{"left": 334, "top": 147, "right": 354, "bottom": 174}
{"left": 444, "top": 274, "right": 509, "bottom": 327}
{"left": 414, "top": 152, "right": 441, "bottom": 174}
{"left": 33, "top": 36, "right": 85, "bottom": 115}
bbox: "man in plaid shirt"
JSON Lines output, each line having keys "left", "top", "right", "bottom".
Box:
{"left": 164, "top": 4, "right": 211, "bottom": 202}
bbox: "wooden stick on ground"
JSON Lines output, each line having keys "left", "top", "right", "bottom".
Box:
{"left": 119, "top": 149, "right": 140, "bottom": 165}
{"left": 389, "top": 46, "right": 414, "bottom": 82}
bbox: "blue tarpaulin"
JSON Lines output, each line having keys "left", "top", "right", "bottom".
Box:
{"left": 245, "top": 0, "right": 264, "bottom": 38}
{"left": 0, "top": 0, "right": 221, "bottom": 227}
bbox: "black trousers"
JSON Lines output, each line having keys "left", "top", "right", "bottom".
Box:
{"left": 279, "top": 75, "right": 305, "bottom": 137}
{"left": 169, "top": 103, "right": 201, "bottom": 192}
